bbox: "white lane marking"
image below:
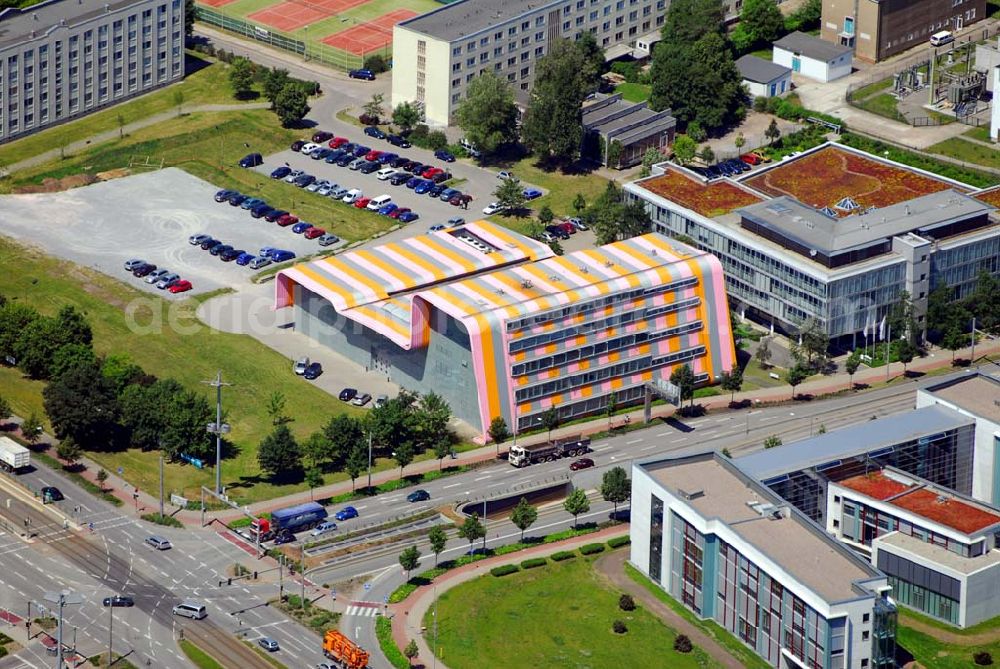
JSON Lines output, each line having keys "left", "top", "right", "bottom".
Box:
{"left": 626, "top": 438, "right": 643, "bottom": 445}
{"left": 473, "top": 475, "right": 491, "bottom": 481}
{"left": 442, "top": 483, "right": 462, "bottom": 489}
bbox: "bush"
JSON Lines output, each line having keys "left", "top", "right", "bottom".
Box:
{"left": 607, "top": 536, "right": 631, "bottom": 549}
{"left": 359, "top": 113, "right": 379, "bottom": 126}
{"left": 619, "top": 594, "right": 636, "bottom": 611}
{"left": 974, "top": 651, "right": 994, "bottom": 666}
{"left": 610, "top": 61, "right": 640, "bottom": 83}
{"left": 521, "top": 557, "right": 547, "bottom": 569}
{"left": 579, "top": 543, "right": 606, "bottom": 555}
{"left": 551, "top": 550, "right": 577, "bottom": 561}
{"left": 612, "top": 620, "right": 627, "bottom": 634}
{"left": 427, "top": 131, "right": 448, "bottom": 151}
{"left": 141, "top": 512, "right": 183, "bottom": 528}
{"left": 490, "top": 564, "right": 520, "bottom": 577}
{"left": 364, "top": 54, "right": 389, "bottom": 74}
{"left": 674, "top": 634, "right": 693, "bottom": 653}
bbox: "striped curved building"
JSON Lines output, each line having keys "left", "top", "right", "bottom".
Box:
{"left": 275, "top": 221, "right": 735, "bottom": 436}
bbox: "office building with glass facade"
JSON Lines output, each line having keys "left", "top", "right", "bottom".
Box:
{"left": 828, "top": 468, "right": 1000, "bottom": 628}
{"left": 632, "top": 452, "right": 897, "bottom": 669}
{"left": 623, "top": 143, "right": 1000, "bottom": 345}
{"left": 0, "top": 0, "right": 184, "bottom": 143}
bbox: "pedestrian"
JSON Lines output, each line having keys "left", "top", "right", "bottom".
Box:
{"left": 89, "top": 522, "right": 94, "bottom": 532}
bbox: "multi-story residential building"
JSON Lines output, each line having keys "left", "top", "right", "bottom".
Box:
{"left": 827, "top": 467, "right": 1000, "bottom": 628}
{"left": 0, "top": 0, "right": 184, "bottom": 144}
{"left": 632, "top": 452, "right": 898, "bottom": 669}
{"left": 274, "top": 221, "right": 734, "bottom": 436}
{"left": 391, "top": 0, "right": 667, "bottom": 126}
{"left": 820, "top": 0, "right": 985, "bottom": 62}
{"left": 624, "top": 142, "right": 1000, "bottom": 345}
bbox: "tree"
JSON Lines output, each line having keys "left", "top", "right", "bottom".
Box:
{"left": 263, "top": 68, "right": 291, "bottom": 108}
{"left": 897, "top": 339, "right": 916, "bottom": 374}
{"left": 414, "top": 391, "right": 452, "bottom": 452}
{"left": 426, "top": 130, "right": 448, "bottom": 151}
{"left": 740, "top": 0, "right": 785, "bottom": 47}
{"left": 965, "top": 271, "right": 1000, "bottom": 335}
{"left": 540, "top": 407, "right": 560, "bottom": 441}
{"left": 564, "top": 488, "right": 590, "bottom": 528}
{"left": 487, "top": 416, "right": 510, "bottom": 449}
{"left": 367, "top": 390, "right": 418, "bottom": 455}
{"left": 494, "top": 176, "right": 526, "bottom": 213}
{"left": 755, "top": 337, "right": 773, "bottom": 368}
{"left": 638, "top": 146, "right": 665, "bottom": 177}
{"left": 392, "top": 102, "right": 422, "bottom": 133}
{"left": 257, "top": 424, "right": 302, "bottom": 480}
{"left": 363, "top": 93, "right": 385, "bottom": 121}
{"left": 458, "top": 513, "right": 485, "bottom": 553}
{"left": 785, "top": 363, "right": 810, "bottom": 399}
{"left": 601, "top": 467, "right": 631, "bottom": 520}
{"left": 56, "top": 436, "right": 82, "bottom": 467}
{"left": 160, "top": 389, "right": 214, "bottom": 460}
{"left": 428, "top": 524, "right": 447, "bottom": 565}
{"left": 605, "top": 391, "right": 618, "bottom": 429}
{"left": 101, "top": 354, "right": 145, "bottom": 396}
{"left": 50, "top": 343, "right": 97, "bottom": 380}
{"left": 96, "top": 468, "right": 109, "bottom": 491}
{"left": 20, "top": 413, "right": 42, "bottom": 446}
{"left": 521, "top": 38, "right": 590, "bottom": 162}
{"left": 43, "top": 360, "right": 118, "bottom": 447}
{"left": 0, "top": 394, "right": 10, "bottom": 424}
{"left": 304, "top": 466, "right": 323, "bottom": 500}
{"left": 454, "top": 72, "right": 520, "bottom": 155}
{"left": 273, "top": 83, "right": 310, "bottom": 128}
{"left": 301, "top": 432, "right": 330, "bottom": 471}
{"left": 538, "top": 205, "right": 555, "bottom": 226}
{"left": 798, "top": 318, "right": 830, "bottom": 367}
{"left": 398, "top": 545, "right": 421, "bottom": 580}
{"left": 888, "top": 290, "right": 919, "bottom": 345}
{"left": 763, "top": 435, "right": 782, "bottom": 449}
{"left": 509, "top": 497, "right": 538, "bottom": 542}
{"left": 184, "top": 0, "right": 195, "bottom": 37}
{"left": 698, "top": 145, "right": 715, "bottom": 165}
{"left": 575, "top": 30, "right": 605, "bottom": 94}
{"left": 606, "top": 139, "right": 623, "bottom": 169}
{"left": 673, "top": 134, "right": 697, "bottom": 165}
{"left": 116, "top": 113, "right": 126, "bottom": 139}
{"left": 845, "top": 350, "right": 861, "bottom": 390}
{"left": 403, "top": 640, "right": 419, "bottom": 666}
{"left": 345, "top": 442, "right": 367, "bottom": 491}
{"left": 432, "top": 436, "right": 452, "bottom": 470}
{"left": 669, "top": 363, "right": 696, "bottom": 408}
{"left": 686, "top": 121, "right": 707, "bottom": 143}
{"left": 228, "top": 57, "right": 255, "bottom": 100}
{"left": 393, "top": 442, "right": 415, "bottom": 479}
{"left": 363, "top": 54, "right": 389, "bottom": 73}
{"left": 734, "top": 132, "right": 746, "bottom": 151}
{"left": 266, "top": 391, "right": 292, "bottom": 427}
{"left": 586, "top": 180, "right": 650, "bottom": 244}
{"left": 941, "top": 324, "right": 967, "bottom": 363}
{"left": 719, "top": 368, "right": 744, "bottom": 403}
{"left": 0, "top": 302, "right": 40, "bottom": 362}
{"left": 322, "top": 414, "right": 363, "bottom": 470}
{"left": 765, "top": 118, "right": 781, "bottom": 145}
{"left": 572, "top": 193, "right": 587, "bottom": 215}
{"left": 173, "top": 90, "right": 184, "bottom": 117}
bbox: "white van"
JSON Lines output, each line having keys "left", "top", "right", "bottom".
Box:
{"left": 930, "top": 30, "right": 954, "bottom": 46}
{"left": 367, "top": 195, "right": 392, "bottom": 211}
{"left": 376, "top": 167, "right": 397, "bottom": 181}
{"left": 342, "top": 189, "right": 363, "bottom": 204}
{"left": 172, "top": 601, "right": 207, "bottom": 619}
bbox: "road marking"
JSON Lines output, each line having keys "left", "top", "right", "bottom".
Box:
{"left": 714, "top": 417, "right": 730, "bottom": 423}
{"left": 473, "top": 475, "right": 491, "bottom": 481}
{"left": 626, "top": 438, "right": 643, "bottom": 445}
{"left": 640, "top": 444, "right": 658, "bottom": 451}
{"left": 442, "top": 483, "right": 462, "bottom": 489}
{"left": 487, "top": 482, "right": 507, "bottom": 488}
{"left": 592, "top": 445, "right": 611, "bottom": 452}
{"left": 759, "top": 416, "right": 776, "bottom": 422}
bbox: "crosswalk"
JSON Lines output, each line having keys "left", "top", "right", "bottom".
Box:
{"left": 344, "top": 601, "right": 382, "bottom": 618}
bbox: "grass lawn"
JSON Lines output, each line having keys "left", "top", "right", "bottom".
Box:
{"left": 0, "top": 53, "right": 257, "bottom": 167}
{"left": 928, "top": 137, "right": 1000, "bottom": 170}
{"left": 964, "top": 125, "right": 993, "bottom": 143}
{"left": 178, "top": 640, "right": 225, "bottom": 669}
{"left": 850, "top": 78, "right": 892, "bottom": 101}
{"left": 427, "top": 556, "right": 720, "bottom": 669}
{"left": 896, "top": 624, "right": 1000, "bottom": 669}
{"left": 614, "top": 82, "right": 651, "bottom": 103}
{"left": 856, "top": 93, "right": 904, "bottom": 122}
{"left": 748, "top": 47, "right": 773, "bottom": 60}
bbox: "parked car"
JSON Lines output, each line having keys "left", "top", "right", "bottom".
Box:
{"left": 316, "top": 183, "right": 333, "bottom": 197}
{"left": 546, "top": 225, "right": 569, "bottom": 240}
{"left": 317, "top": 233, "right": 340, "bottom": 246}
{"left": 406, "top": 176, "right": 423, "bottom": 189}
{"left": 103, "top": 596, "right": 135, "bottom": 607}
{"left": 214, "top": 189, "right": 236, "bottom": 203}
{"left": 334, "top": 506, "right": 359, "bottom": 521}
{"left": 311, "top": 147, "right": 332, "bottom": 161}
{"left": 293, "top": 174, "right": 316, "bottom": 188}
{"left": 378, "top": 203, "right": 398, "bottom": 216}
{"left": 414, "top": 180, "right": 434, "bottom": 194}
{"left": 740, "top": 152, "right": 761, "bottom": 166}
{"left": 41, "top": 486, "right": 64, "bottom": 502}
{"left": 342, "top": 189, "right": 363, "bottom": 204}
{"left": 348, "top": 68, "right": 375, "bottom": 80}
{"left": 447, "top": 217, "right": 465, "bottom": 226}
{"left": 439, "top": 188, "right": 460, "bottom": 201}
{"left": 283, "top": 169, "right": 304, "bottom": 183}
{"left": 291, "top": 221, "right": 313, "bottom": 233}
{"left": 155, "top": 273, "right": 180, "bottom": 289}
{"left": 266, "top": 209, "right": 289, "bottom": 222}
{"left": 430, "top": 171, "right": 452, "bottom": 184}
{"left": 352, "top": 145, "right": 371, "bottom": 157}
{"left": 751, "top": 150, "right": 771, "bottom": 163}
{"left": 407, "top": 489, "right": 430, "bottom": 503}
{"left": 348, "top": 158, "right": 366, "bottom": 171}
{"left": 359, "top": 161, "right": 380, "bottom": 174}
{"left": 567, "top": 217, "right": 588, "bottom": 231}
{"left": 428, "top": 224, "right": 446, "bottom": 232}
{"left": 388, "top": 207, "right": 410, "bottom": 219}
{"left": 270, "top": 250, "right": 296, "bottom": 262}
{"left": 290, "top": 140, "right": 306, "bottom": 152}
{"left": 448, "top": 194, "right": 466, "bottom": 206}
{"left": 133, "top": 263, "right": 157, "bottom": 277}
{"left": 569, "top": 457, "right": 595, "bottom": 471}
{"left": 378, "top": 152, "right": 398, "bottom": 165}
{"left": 483, "top": 202, "right": 505, "bottom": 215}
{"left": 428, "top": 183, "right": 447, "bottom": 198}
{"left": 434, "top": 149, "right": 455, "bottom": 162}
{"left": 239, "top": 153, "right": 263, "bottom": 168}
{"left": 303, "top": 362, "right": 323, "bottom": 380}
{"left": 201, "top": 238, "right": 221, "bottom": 251}
{"left": 422, "top": 166, "right": 443, "bottom": 179}
{"left": 497, "top": 170, "right": 516, "bottom": 181}
{"left": 336, "top": 153, "right": 355, "bottom": 167}
{"left": 391, "top": 155, "right": 411, "bottom": 168}
{"left": 365, "top": 149, "right": 383, "bottom": 161}
{"left": 389, "top": 172, "right": 412, "bottom": 186}
{"left": 540, "top": 231, "right": 556, "bottom": 242}
{"left": 249, "top": 257, "right": 272, "bottom": 270}
{"left": 387, "top": 134, "right": 411, "bottom": 148}
{"left": 304, "top": 227, "right": 326, "bottom": 240}
{"left": 523, "top": 187, "right": 542, "bottom": 200}
{"left": 188, "top": 234, "right": 211, "bottom": 246}
{"left": 251, "top": 204, "right": 274, "bottom": 218}
{"left": 300, "top": 142, "right": 320, "bottom": 154}
{"left": 329, "top": 186, "right": 349, "bottom": 200}
{"left": 398, "top": 211, "right": 419, "bottom": 223}
{"left": 294, "top": 357, "right": 310, "bottom": 375}
{"left": 374, "top": 394, "right": 389, "bottom": 408}
{"left": 241, "top": 197, "right": 264, "bottom": 210}
{"left": 353, "top": 197, "right": 371, "bottom": 209}
{"left": 168, "top": 280, "right": 192, "bottom": 293}
{"left": 210, "top": 244, "right": 232, "bottom": 258}
{"left": 227, "top": 193, "right": 248, "bottom": 207}
{"left": 325, "top": 150, "right": 347, "bottom": 164}
{"left": 236, "top": 252, "right": 255, "bottom": 266}
{"left": 460, "top": 137, "right": 481, "bottom": 157}
{"left": 329, "top": 136, "right": 349, "bottom": 149}
{"left": 558, "top": 221, "right": 576, "bottom": 235}
{"left": 338, "top": 388, "right": 357, "bottom": 401}
{"left": 377, "top": 167, "right": 397, "bottom": 181}
{"left": 405, "top": 162, "right": 425, "bottom": 174}
{"left": 363, "top": 125, "right": 386, "bottom": 139}
{"left": 258, "top": 638, "right": 280, "bottom": 653}
{"left": 312, "top": 130, "right": 333, "bottom": 143}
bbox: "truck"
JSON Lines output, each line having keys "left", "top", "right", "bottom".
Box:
{"left": 323, "top": 630, "right": 369, "bottom": 669}
{"left": 0, "top": 436, "right": 30, "bottom": 473}
{"left": 248, "top": 501, "right": 328, "bottom": 542}
{"left": 508, "top": 435, "right": 591, "bottom": 468}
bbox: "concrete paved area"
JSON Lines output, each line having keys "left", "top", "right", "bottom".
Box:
{"left": 0, "top": 168, "right": 335, "bottom": 296}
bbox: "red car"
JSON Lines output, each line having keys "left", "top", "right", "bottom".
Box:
{"left": 354, "top": 197, "right": 371, "bottom": 209}
{"left": 559, "top": 221, "right": 576, "bottom": 235}
{"left": 422, "top": 167, "right": 442, "bottom": 179}
{"left": 740, "top": 153, "right": 761, "bottom": 165}
{"left": 303, "top": 227, "right": 325, "bottom": 239}
{"left": 365, "top": 150, "right": 383, "bottom": 162}
{"left": 388, "top": 207, "right": 410, "bottom": 219}
{"left": 449, "top": 194, "right": 465, "bottom": 206}
{"left": 569, "top": 457, "right": 595, "bottom": 471}
{"left": 276, "top": 214, "right": 299, "bottom": 227}
{"left": 328, "top": 136, "right": 349, "bottom": 149}
{"left": 168, "top": 280, "right": 192, "bottom": 294}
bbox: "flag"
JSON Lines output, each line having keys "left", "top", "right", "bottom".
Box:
{"left": 862, "top": 319, "right": 869, "bottom": 339}
{"left": 878, "top": 315, "right": 887, "bottom": 342}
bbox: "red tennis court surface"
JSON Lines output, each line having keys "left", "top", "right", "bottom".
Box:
{"left": 321, "top": 9, "right": 417, "bottom": 54}
{"left": 247, "top": 0, "right": 370, "bottom": 32}
{"left": 197, "top": 0, "right": 239, "bottom": 7}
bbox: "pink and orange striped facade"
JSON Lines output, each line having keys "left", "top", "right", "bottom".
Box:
{"left": 275, "top": 222, "right": 735, "bottom": 435}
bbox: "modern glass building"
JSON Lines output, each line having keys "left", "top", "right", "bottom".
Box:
{"left": 632, "top": 452, "right": 897, "bottom": 669}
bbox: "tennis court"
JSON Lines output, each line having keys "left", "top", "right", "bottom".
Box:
{"left": 321, "top": 8, "right": 417, "bottom": 55}
{"left": 198, "top": 0, "right": 238, "bottom": 7}
{"left": 247, "top": 0, "right": 371, "bottom": 32}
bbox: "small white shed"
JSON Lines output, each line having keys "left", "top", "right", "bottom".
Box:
{"left": 736, "top": 55, "right": 793, "bottom": 99}
{"left": 773, "top": 31, "right": 852, "bottom": 83}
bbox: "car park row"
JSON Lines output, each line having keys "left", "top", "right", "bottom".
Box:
{"left": 122, "top": 257, "right": 193, "bottom": 293}
{"left": 689, "top": 150, "right": 772, "bottom": 180}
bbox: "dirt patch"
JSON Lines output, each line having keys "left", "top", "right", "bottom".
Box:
{"left": 13, "top": 173, "right": 99, "bottom": 193}
{"left": 97, "top": 168, "right": 131, "bottom": 181}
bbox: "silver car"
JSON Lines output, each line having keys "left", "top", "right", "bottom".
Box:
{"left": 328, "top": 186, "right": 349, "bottom": 200}
{"left": 249, "top": 256, "right": 272, "bottom": 270}
{"left": 144, "top": 268, "right": 169, "bottom": 284}
{"left": 156, "top": 273, "right": 180, "bottom": 290}
{"left": 188, "top": 234, "right": 211, "bottom": 245}
{"left": 294, "top": 357, "right": 309, "bottom": 375}
{"left": 317, "top": 234, "right": 340, "bottom": 247}
{"left": 306, "top": 179, "right": 328, "bottom": 193}
{"left": 124, "top": 258, "right": 146, "bottom": 271}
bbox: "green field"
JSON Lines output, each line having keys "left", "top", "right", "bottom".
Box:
{"left": 614, "top": 82, "right": 651, "bottom": 103}
{"left": 896, "top": 624, "right": 1000, "bottom": 669}
{"left": 928, "top": 137, "right": 1000, "bottom": 170}
{"left": 426, "top": 556, "right": 719, "bottom": 669}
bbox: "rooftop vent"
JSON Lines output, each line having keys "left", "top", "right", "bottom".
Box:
{"left": 678, "top": 488, "right": 704, "bottom": 501}
{"left": 604, "top": 261, "right": 614, "bottom": 268}
{"left": 520, "top": 279, "right": 533, "bottom": 290}
{"left": 548, "top": 274, "right": 560, "bottom": 282}
{"left": 936, "top": 495, "right": 949, "bottom": 504}
{"left": 579, "top": 267, "right": 589, "bottom": 274}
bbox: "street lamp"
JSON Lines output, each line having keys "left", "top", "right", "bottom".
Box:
{"left": 203, "top": 371, "right": 232, "bottom": 495}
{"left": 366, "top": 430, "right": 373, "bottom": 490}
{"left": 43, "top": 590, "right": 82, "bottom": 669}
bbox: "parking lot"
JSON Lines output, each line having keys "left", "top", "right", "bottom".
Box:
{"left": 0, "top": 168, "right": 337, "bottom": 296}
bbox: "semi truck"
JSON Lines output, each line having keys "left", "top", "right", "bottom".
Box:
{"left": 323, "top": 630, "right": 369, "bottom": 669}
{"left": 248, "top": 501, "right": 328, "bottom": 542}
{"left": 508, "top": 435, "right": 591, "bottom": 468}
{"left": 0, "top": 436, "right": 30, "bottom": 473}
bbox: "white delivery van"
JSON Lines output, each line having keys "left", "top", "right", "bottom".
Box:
{"left": 367, "top": 195, "right": 392, "bottom": 211}
{"left": 930, "top": 30, "right": 954, "bottom": 46}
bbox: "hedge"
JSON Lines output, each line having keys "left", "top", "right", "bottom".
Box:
{"left": 375, "top": 616, "right": 410, "bottom": 669}
{"left": 551, "top": 550, "right": 577, "bottom": 561}
{"left": 579, "top": 543, "right": 606, "bottom": 555}
{"left": 520, "top": 557, "right": 547, "bottom": 569}
{"left": 491, "top": 564, "right": 520, "bottom": 577}
{"left": 607, "top": 536, "right": 631, "bottom": 549}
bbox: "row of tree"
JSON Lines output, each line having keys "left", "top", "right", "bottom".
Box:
{"left": 228, "top": 61, "right": 311, "bottom": 127}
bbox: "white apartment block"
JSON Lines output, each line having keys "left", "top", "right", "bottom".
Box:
{"left": 0, "top": 0, "right": 184, "bottom": 144}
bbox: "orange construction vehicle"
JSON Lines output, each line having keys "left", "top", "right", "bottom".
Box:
{"left": 323, "top": 630, "right": 370, "bottom": 669}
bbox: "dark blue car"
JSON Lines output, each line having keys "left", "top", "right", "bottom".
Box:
{"left": 235, "top": 252, "right": 255, "bottom": 266}
{"left": 270, "top": 250, "right": 296, "bottom": 263}
{"left": 414, "top": 180, "right": 434, "bottom": 194}
{"left": 251, "top": 204, "right": 274, "bottom": 218}
{"left": 364, "top": 125, "right": 386, "bottom": 139}
{"left": 352, "top": 145, "right": 370, "bottom": 158}
{"left": 378, "top": 203, "right": 398, "bottom": 216}
{"left": 434, "top": 149, "right": 455, "bottom": 163}
{"left": 348, "top": 69, "right": 375, "bottom": 81}
{"left": 406, "top": 177, "right": 423, "bottom": 189}
{"left": 325, "top": 149, "right": 347, "bottom": 163}
{"left": 269, "top": 166, "right": 291, "bottom": 179}
{"left": 378, "top": 152, "right": 398, "bottom": 165}
{"left": 334, "top": 506, "right": 359, "bottom": 521}
{"left": 398, "top": 211, "right": 419, "bottom": 223}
